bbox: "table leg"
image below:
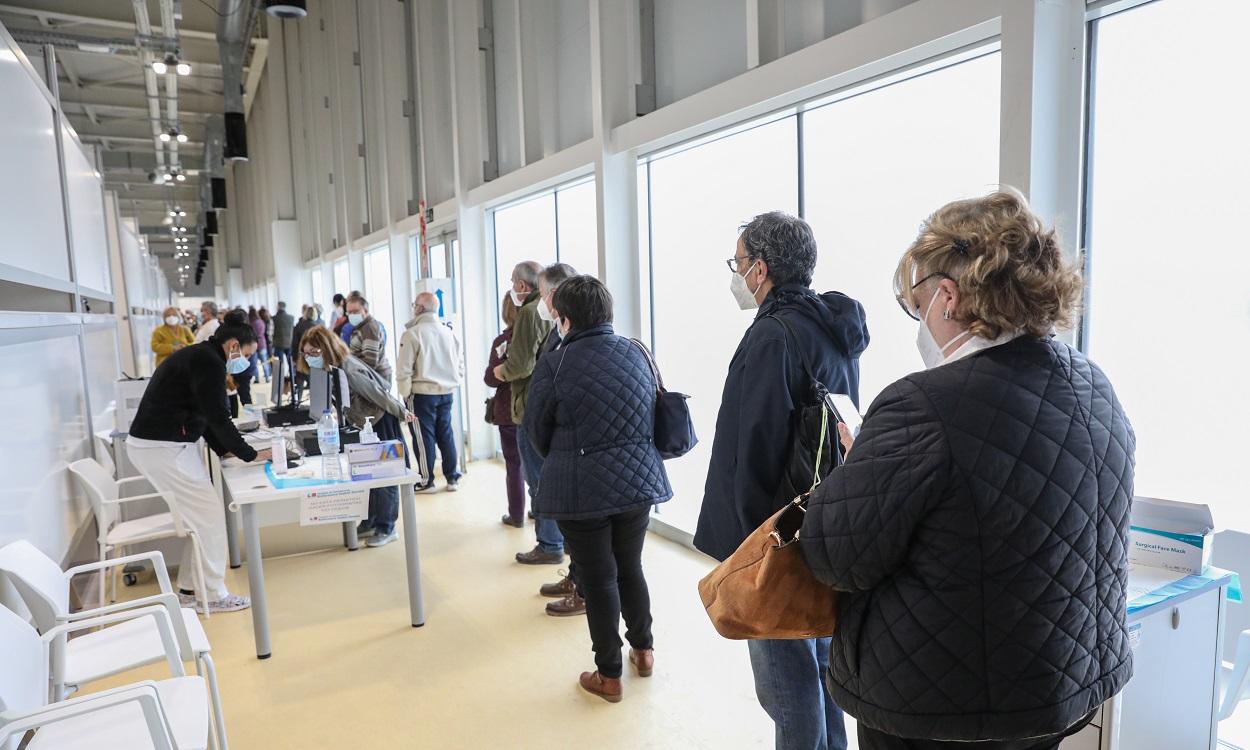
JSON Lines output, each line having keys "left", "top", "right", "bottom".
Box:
{"left": 241, "top": 504, "right": 272, "bottom": 659}
{"left": 214, "top": 457, "right": 242, "bottom": 569}
{"left": 401, "top": 482, "right": 425, "bottom": 627}
{"left": 343, "top": 520, "right": 359, "bottom": 551}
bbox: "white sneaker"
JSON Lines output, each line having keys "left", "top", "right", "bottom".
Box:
{"left": 445, "top": 481, "right": 460, "bottom": 493}
{"left": 208, "top": 593, "right": 251, "bottom": 613}
{"left": 366, "top": 530, "right": 398, "bottom": 548}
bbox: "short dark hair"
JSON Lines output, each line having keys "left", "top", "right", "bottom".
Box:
{"left": 333, "top": 293, "right": 345, "bottom": 305}
{"left": 346, "top": 292, "right": 369, "bottom": 310}
{"left": 539, "top": 262, "right": 578, "bottom": 290}
{"left": 738, "top": 211, "right": 817, "bottom": 287}
{"left": 551, "top": 275, "right": 613, "bottom": 331}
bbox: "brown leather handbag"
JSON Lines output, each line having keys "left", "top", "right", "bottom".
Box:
{"left": 698, "top": 494, "right": 837, "bottom": 640}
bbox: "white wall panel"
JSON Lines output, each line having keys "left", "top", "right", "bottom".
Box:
{"left": 555, "top": 0, "right": 593, "bottom": 151}
{"left": 0, "top": 328, "right": 91, "bottom": 562}
{"left": 62, "top": 134, "right": 110, "bottom": 294}
{"left": 0, "top": 44, "right": 69, "bottom": 281}
{"left": 653, "top": 0, "right": 748, "bottom": 107}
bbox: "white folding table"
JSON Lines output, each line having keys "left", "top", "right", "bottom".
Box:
{"left": 220, "top": 459, "right": 426, "bottom": 659}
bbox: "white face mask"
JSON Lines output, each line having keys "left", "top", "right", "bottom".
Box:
{"left": 165, "top": 315, "right": 181, "bottom": 326}
{"left": 536, "top": 297, "right": 556, "bottom": 323}
{"left": 729, "top": 261, "right": 762, "bottom": 310}
{"left": 509, "top": 289, "right": 525, "bottom": 308}
{"left": 915, "top": 286, "right": 972, "bottom": 369}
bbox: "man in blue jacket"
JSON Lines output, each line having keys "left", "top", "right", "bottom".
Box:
{"left": 695, "top": 211, "right": 869, "bottom": 750}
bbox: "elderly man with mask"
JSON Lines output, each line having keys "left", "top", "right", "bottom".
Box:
{"left": 696, "top": 211, "right": 869, "bottom": 750}
{"left": 397, "top": 291, "right": 465, "bottom": 492}
{"left": 194, "top": 301, "right": 221, "bottom": 343}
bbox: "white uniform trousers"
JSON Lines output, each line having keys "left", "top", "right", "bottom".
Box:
{"left": 126, "top": 439, "right": 231, "bottom": 599}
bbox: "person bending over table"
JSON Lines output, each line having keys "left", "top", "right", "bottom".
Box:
{"left": 296, "top": 326, "right": 415, "bottom": 549}
{"left": 127, "top": 316, "right": 274, "bottom": 613}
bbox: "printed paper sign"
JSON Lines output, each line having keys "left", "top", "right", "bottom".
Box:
{"left": 300, "top": 486, "right": 368, "bottom": 526}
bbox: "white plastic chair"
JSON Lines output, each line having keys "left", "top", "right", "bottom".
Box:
{"left": 1214, "top": 530, "right": 1250, "bottom": 720}
{"left": 68, "top": 457, "right": 210, "bottom": 615}
{"left": 0, "top": 603, "right": 209, "bottom": 750}
{"left": 0, "top": 541, "right": 228, "bottom": 750}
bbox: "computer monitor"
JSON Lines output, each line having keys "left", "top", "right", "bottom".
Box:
{"left": 308, "top": 367, "right": 350, "bottom": 421}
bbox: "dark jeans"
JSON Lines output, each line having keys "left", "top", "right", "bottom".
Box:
{"left": 856, "top": 709, "right": 1096, "bottom": 750}
{"left": 517, "top": 427, "right": 563, "bottom": 554}
{"left": 366, "top": 412, "right": 406, "bottom": 534}
{"left": 748, "top": 638, "right": 847, "bottom": 750}
{"left": 408, "top": 393, "right": 461, "bottom": 485}
{"left": 498, "top": 425, "right": 525, "bottom": 521}
{"left": 557, "top": 507, "right": 653, "bottom": 679}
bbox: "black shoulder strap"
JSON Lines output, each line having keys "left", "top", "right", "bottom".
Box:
{"left": 628, "top": 338, "right": 664, "bottom": 393}
{"left": 767, "top": 315, "right": 828, "bottom": 398}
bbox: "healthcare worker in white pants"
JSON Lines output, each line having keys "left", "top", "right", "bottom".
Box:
{"left": 127, "top": 315, "right": 272, "bottom": 612}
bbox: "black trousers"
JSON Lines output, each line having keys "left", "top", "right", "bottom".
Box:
{"left": 857, "top": 711, "right": 1096, "bottom": 750}
{"left": 557, "top": 507, "right": 654, "bottom": 679}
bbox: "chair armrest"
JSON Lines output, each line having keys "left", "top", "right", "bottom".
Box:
{"left": 58, "top": 593, "right": 195, "bottom": 658}
{"left": 105, "top": 491, "right": 169, "bottom": 505}
{"left": 65, "top": 550, "right": 173, "bottom": 594}
{"left": 44, "top": 606, "right": 185, "bottom": 681}
{"left": 0, "top": 682, "right": 175, "bottom": 749}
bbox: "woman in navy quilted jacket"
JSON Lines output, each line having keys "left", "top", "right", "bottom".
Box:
{"left": 800, "top": 189, "right": 1135, "bottom": 750}
{"left": 525, "top": 274, "right": 673, "bottom": 703}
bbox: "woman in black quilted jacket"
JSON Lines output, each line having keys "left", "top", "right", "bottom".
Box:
{"left": 800, "top": 189, "right": 1135, "bottom": 750}
{"left": 525, "top": 275, "right": 673, "bottom": 703}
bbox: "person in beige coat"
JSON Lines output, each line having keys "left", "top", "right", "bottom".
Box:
{"left": 397, "top": 292, "right": 465, "bottom": 491}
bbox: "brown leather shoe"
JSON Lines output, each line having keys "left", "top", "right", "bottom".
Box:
{"left": 515, "top": 545, "right": 564, "bottom": 565}
{"left": 545, "top": 591, "right": 586, "bottom": 617}
{"left": 629, "top": 648, "right": 654, "bottom": 677}
{"left": 540, "top": 571, "right": 576, "bottom": 598}
{"left": 579, "top": 671, "right": 622, "bottom": 703}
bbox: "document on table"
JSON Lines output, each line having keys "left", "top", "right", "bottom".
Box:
{"left": 1126, "top": 562, "right": 1190, "bottom": 603}
{"left": 300, "top": 485, "right": 369, "bottom": 526}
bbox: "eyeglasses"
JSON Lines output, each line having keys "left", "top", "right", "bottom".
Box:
{"left": 896, "top": 272, "right": 955, "bottom": 321}
{"left": 302, "top": 347, "right": 323, "bottom": 358}
{"left": 724, "top": 255, "right": 750, "bottom": 272}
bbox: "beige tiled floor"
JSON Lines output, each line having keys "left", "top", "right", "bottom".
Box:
{"left": 86, "top": 459, "right": 859, "bottom": 749}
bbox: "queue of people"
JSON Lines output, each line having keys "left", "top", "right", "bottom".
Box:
{"left": 132, "top": 186, "right": 1131, "bottom": 749}
{"left": 479, "top": 189, "right": 1133, "bottom": 750}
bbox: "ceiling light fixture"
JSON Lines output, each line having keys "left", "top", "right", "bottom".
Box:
{"left": 151, "top": 58, "right": 168, "bottom": 75}
{"left": 176, "top": 60, "right": 192, "bottom": 76}
{"left": 159, "top": 130, "right": 171, "bottom": 143}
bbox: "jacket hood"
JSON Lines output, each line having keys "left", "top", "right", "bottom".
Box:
{"left": 758, "top": 283, "right": 869, "bottom": 359}
{"left": 405, "top": 311, "right": 438, "bottom": 329}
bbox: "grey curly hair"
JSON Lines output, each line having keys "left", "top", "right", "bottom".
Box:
{"left": 738, "top": 211, "right": 818, "bottom": 287}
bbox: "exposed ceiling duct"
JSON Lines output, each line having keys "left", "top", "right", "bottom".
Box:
{"left": 218, "top": 0, "right": 261, "bottom": 161}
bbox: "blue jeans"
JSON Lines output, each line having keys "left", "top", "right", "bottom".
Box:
{"left": 747, "top": 638, "right": 847, "bottom": 750}
{"left": 408, "top": 393, "right": 461, "bottom": 485}
{"left": 516, "top": 425, "right": 563, "bottom": 554}
{"left": 366, "top": 413, "right": 405, "bottom": 534}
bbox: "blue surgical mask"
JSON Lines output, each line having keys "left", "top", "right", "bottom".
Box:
{"left": 306, "top": 355, "right": 325, "bottom": 370}
{"left": 347, "top": 313, "right": 364, "bottom": 326}
{"left": 226, "top": 353, "right": 250, "bottom": 375}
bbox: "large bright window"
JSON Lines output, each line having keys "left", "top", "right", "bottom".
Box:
{"left": 491, "top": 178, "right": 599, "bottom": 303}
{"left": 641, "top": 52, "right": 1000, "bottom": 536}
{"left": 644, "top": 116, "right": 799, "bottom": 534}
{"left": 363, "top": 245, "right": 398, "bottom": 364}
{"left": 310, "top": 267, "right": 324, "bottom": 318}
{"left": 804, "top": 52, "right": 1001, "bottom": 407}
{"left": 332, "top": 256, "right": 350, "bottom": 299}
{"left": 1084, "top": 0, "right": 1250, "bottom": 530}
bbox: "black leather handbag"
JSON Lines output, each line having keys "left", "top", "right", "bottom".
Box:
{"left": 484, "top": 395, "right": 496, "bottom": 425}
{"left": 769, "top": 316, "right": 843, "bottom": 504}
{"left": 630, "top": 339, "right": 697, "bottom": 460}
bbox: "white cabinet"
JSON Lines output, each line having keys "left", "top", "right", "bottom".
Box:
{"left": 1116, "top": 589, "right": 1221, "bottom": 750}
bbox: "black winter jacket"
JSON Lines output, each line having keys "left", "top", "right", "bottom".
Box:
{"left": 694, "top": 284, "right": 869, "bottom": 561}
{"left": 526, "top": 324, "right": 672, "bottom": 520}
{"left": 800, "top": 336, "right": 1135, "bottom": 741}
{"left": 129, "top": 340, "right": 258, "bottom": 461}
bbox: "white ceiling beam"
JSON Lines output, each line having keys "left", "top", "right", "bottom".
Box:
{"left": 0, "top": 3, "right": 217, "bottom": 40}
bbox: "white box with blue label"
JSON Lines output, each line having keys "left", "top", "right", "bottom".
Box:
{"left": 345, "top": 440, "right": 407, "bottom": 481}
{"left": 1129, "top": 496, "right": 1214, "bottom": 575}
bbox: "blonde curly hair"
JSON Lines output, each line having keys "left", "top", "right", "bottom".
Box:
{"left": 894, "top": 188, "right": 1083, "bottom": 339}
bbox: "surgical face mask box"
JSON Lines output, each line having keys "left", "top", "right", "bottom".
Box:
{"left": 345, "top": 440, "right": 406, "bottom": 480}
{"left": 1129, "top": 496, "right": 1215, "bottom": 575}
{"left": 113, "top": 378, "right": 150, "bottom": 433}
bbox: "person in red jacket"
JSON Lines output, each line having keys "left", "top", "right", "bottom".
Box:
{"left": 485, "top": 292, "right": 525, "bottom": 527}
